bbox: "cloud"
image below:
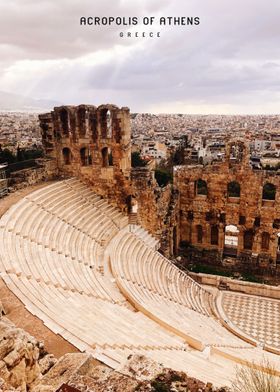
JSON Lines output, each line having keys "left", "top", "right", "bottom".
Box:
{"left": 0, "top": 0, "right": 280, "bottom": 113}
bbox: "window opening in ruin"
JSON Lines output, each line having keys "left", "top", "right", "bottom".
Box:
{"left": 78, "top": 107, "right": 86, "bottom": 138}
{"left": 60, "top": 109, "right": 69, "bottom": 136}
{"left": 224, "top": 225, "right": 239, "bottom": 257}
{"left": 102, "top": 147, "right": 108, "bottom": 167}
{"left": 239, "top": 215, "right": 246, "bottom": 225}
{"left": 277, "top": 234, "right": 280, "bottom": 252}
{"left": 127, "top": 195, "right": 138, "bottom": 214}
{"left": 196, "top": 179, "right": 207, "bottom": 195}
{"left": 108, "top": 151, "right": 113, "bottom": 166}
{"left": 101, "top": 109, "right": 112, "bottom": 138}
{"left": 90, "top": 113, "right": 98, "bottom": 142}
{"left": 210, "top": 225, "right": 219, "bottom": 245}
{"left": 80, "top": 147, "right": 89, "bottom": 166}
{"left": 261, "top": 232, "right": 270, "bottom": 251}
{"left": 244, "top": 230, "right": 253, "bottom": 250}
{"left": 254, "top": 217, "right": 261, "bottom": 227}
{"left": 227, "top": 181, "right": 240, "bottom": 197}
{"left": 115, "top": 120, "right": 121, "bottom": 143}
{"left": 196, "top": 225, "right": 203, "bottom": 243}
{"left": 262, "top": 183, "right": 276, "bottom": 200}
{"left": 62, "top": 147, "right": 71, "bottom": 165}
{"left": 106, "top": 110, "right": 112, "bottom": 138}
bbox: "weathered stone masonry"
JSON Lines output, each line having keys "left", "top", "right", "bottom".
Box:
{"left": 174, "top": 141, "right": 280, "bottom": 273}
{"left": 40, "top": 104, "right": 131, "bottom": 211}
{"left": 40, "top": 108, "right": 280, "bottom": 270}
{"left": 39, "top": 104, "right": 178, "bottom": 256}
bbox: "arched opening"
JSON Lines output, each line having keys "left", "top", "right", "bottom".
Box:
{"left": 224, "top": 225, "right": 239, "bottom": 257}
{"left": 196, "top": 179, "right": 207, "bottom": 196}
{"left": 211, "top": 225, "right": 219, "bottom": 245}
{"left": 106, "top": 110, "right": 112, "bottom": 138}
{"left": 108, "top": 150, "right": 113, "bottom": 166}
{"left": 102, "top": 147, "right": 108, "bottom": 167}
{"left": 100, "top": 109, "right": 112, "bottom": 138}
{"left": 78, "top": 107, "right": 86, "bottom": 138}
{"left": 127, "top": 195, "right": 138, "bottom": 214}
{"left": 60, "top": 109, "right": 69, "bottom": 136}
{"left": 244, "top": 230, "right": 254, "bottom": 250}
{"left": 262, "top": 183, "right": 276, "bottom": 201}
{"left": 196, "top": 225, "right": 203, "bottom": 243}
{"left": 227, "top": 181, "right": 240, "bottom": 198}
{"left": 90, "top": 112, "right": 98, "bottom": 142}
{"left": 261, "top": 232, "right": 270, "bottom": 251}
{"left": 80, "top": 147, "right": 91, "bottom": 166}
{"left": 62, "top": 147, "right": 71, "bottom": 165}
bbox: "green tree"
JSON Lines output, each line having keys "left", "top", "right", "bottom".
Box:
{"left": 131, "top": 151, "right": 147, "bottom": 168}
{"left": 155, "top": 168, "right": 173, "bottom": 187}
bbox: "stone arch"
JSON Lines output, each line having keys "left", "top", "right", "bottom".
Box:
{"left": 101, "top": 147, "right": 113, "bottom": 167}
{"left": 227, "top": 181, "right": 240, "bottom": 198}
{"left": 196, "top": 224, "right": 203, "bottom": 243}
{"left": 100, "top": 108, "right": 112, "bottom": 138}
{"left": 196, "top": 179, "right": 207, "bottom": 196}
{"left": 62, "top": 147, "right": 71, "bottom": 165}
{"left": 262, "top": 183, "right": 276, "bottom": 201}
{"left": 210, "top": 225, "right": 219, "bottom": 245}
{"left": 261, "top": 232, "right": 270, "bottom": 251}
{"left": 80, "top": 147, "right": 91, "bottom": 166}
{"left": 244, "top": 230, "right": 254, "bottom": 250}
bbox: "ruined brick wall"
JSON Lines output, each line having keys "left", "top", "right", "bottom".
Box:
{"left": 8, "top": 159, "right": 58, "bottom": 191}
{"left": 175, "top": 141, "right": 280, "bottom": 273}
{"left": 131, "top": 168, "right": 179, "bottom": 257}
{"left": 39, "top": 104, "right": 131, "bottom": 210}
{"left": 39, "top": 104, "right": 179, "bottom": 256}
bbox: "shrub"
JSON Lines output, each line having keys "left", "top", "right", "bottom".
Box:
{"left": 131, "top": 151, "right": 147, "bottom": 168}
{"left": 232, "top": 361, "right": 280, "bottom": 392}
{"left": 155, "top": 168, "right": 172, "bottom": 187}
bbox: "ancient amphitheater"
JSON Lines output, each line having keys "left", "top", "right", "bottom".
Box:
{"left": 0, "top": 177, "right": 280, "bottom": 388}
{"left": 1, "top": 104, "right": 280, "bottom": 390}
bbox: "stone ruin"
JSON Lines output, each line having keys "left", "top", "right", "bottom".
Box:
{"left": 174, "top": 140, "right": 280, "bottom": 275}
{"left": 39, "top": 104, "right": 179, "bottom": 257}
{"left": 39, "top": 105, "right": 280, "bottom": 276}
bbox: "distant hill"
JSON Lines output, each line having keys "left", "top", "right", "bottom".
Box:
{"left": 0, "top": 91, "right": 61, "bottom": 111}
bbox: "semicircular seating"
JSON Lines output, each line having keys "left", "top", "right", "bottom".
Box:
{"left": 0, "top": 178, "right": 279, "bottom": 387}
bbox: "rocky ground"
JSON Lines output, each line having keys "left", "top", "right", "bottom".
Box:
{"left": 0, "top": 307, "right": 232, "bottom": 392}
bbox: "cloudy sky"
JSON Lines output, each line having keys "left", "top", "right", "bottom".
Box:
{"left": 0, "top": 0, "right": 280, "bottom": 114}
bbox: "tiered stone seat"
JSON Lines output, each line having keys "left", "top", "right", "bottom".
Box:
{"left": 1, "top": 178, "right": 279, "bottom": 387}
{"left": 103, "top": 347, "right": 236, "bottom": 387}
{"left": 109, "top": 229, "right": 257, "bottom": 350}
{"left": 129, "top": 224, "right": 160, "bottom": 250}
{"left": 0, "top": 180, "right": 193, "bottom": 349}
